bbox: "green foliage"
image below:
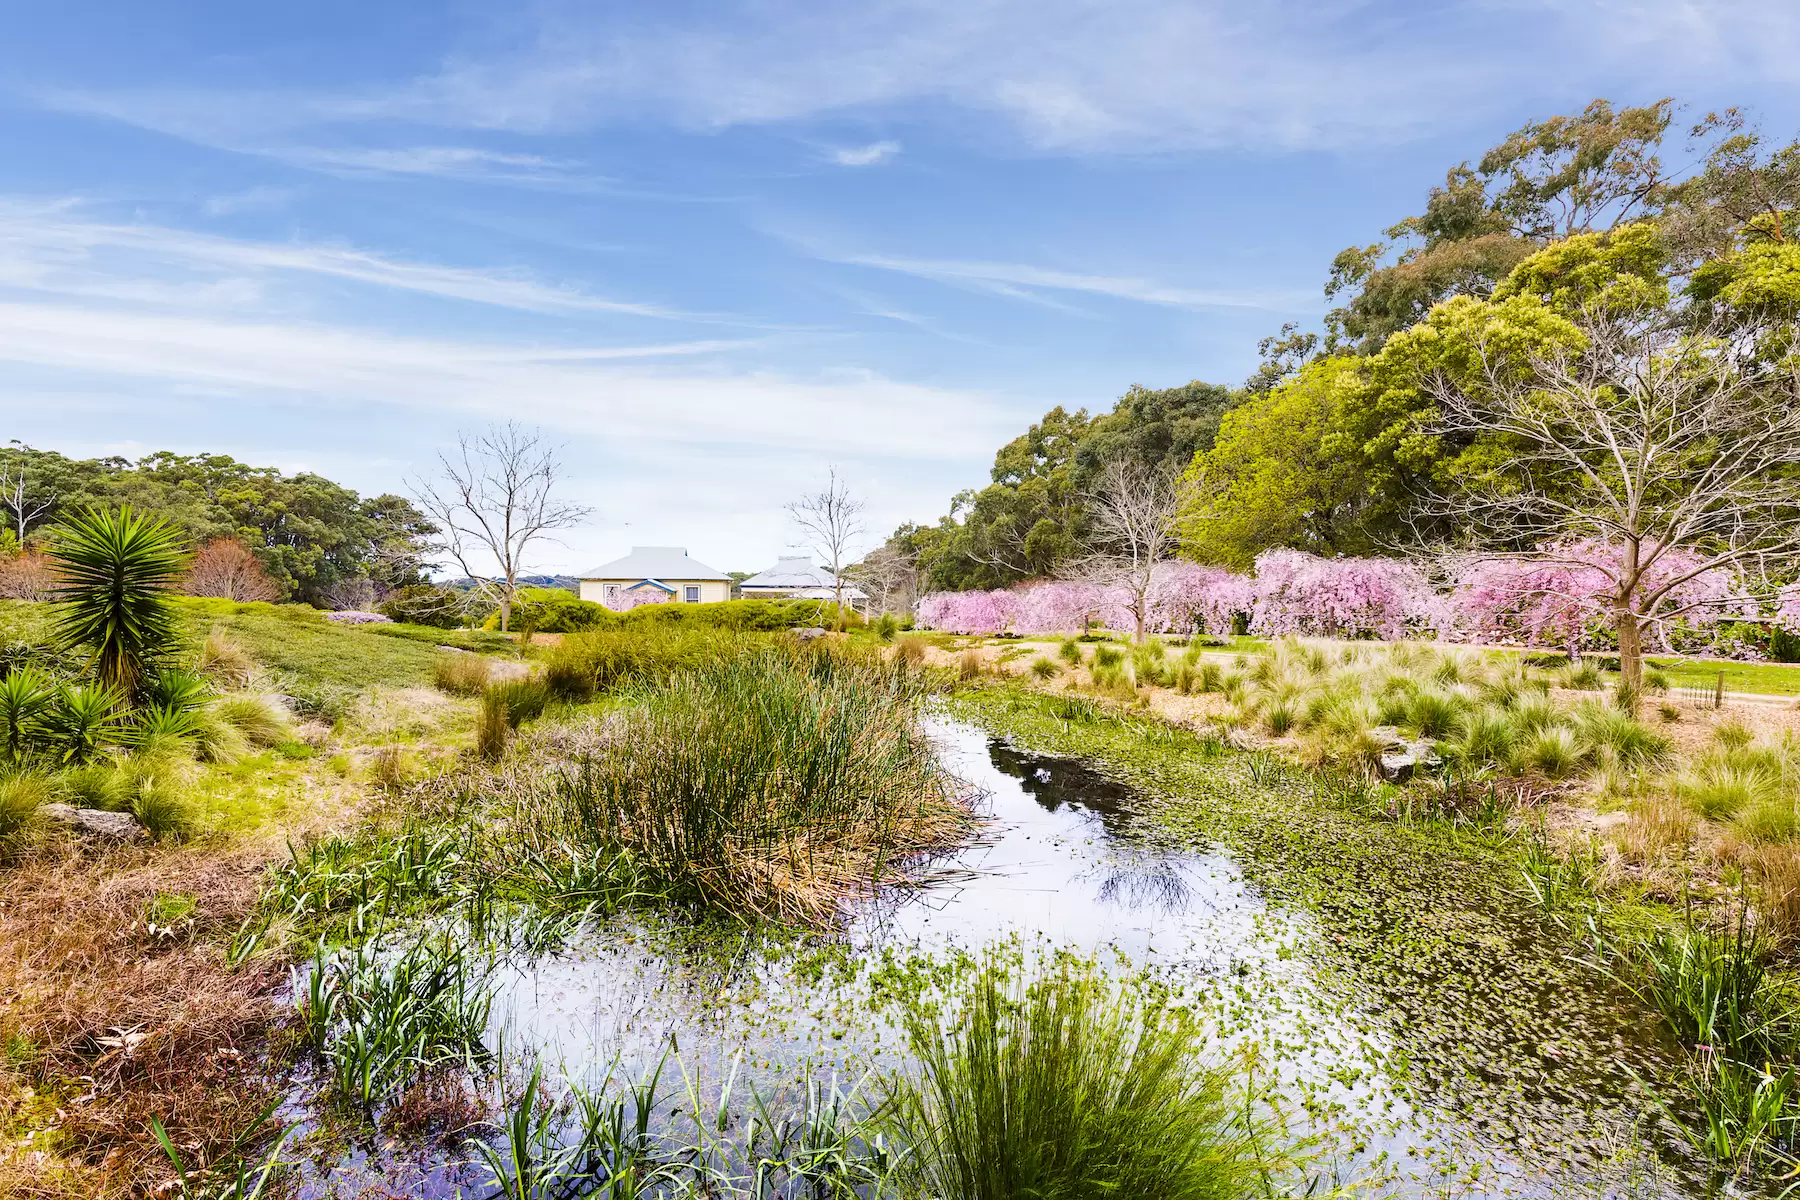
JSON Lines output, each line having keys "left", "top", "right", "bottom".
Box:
{"left": 1181, "top": 357, "right": 1371, "bottom": 569}
{"left": 543, "top": 626, "right": 739, "bottom": 702}
{"left": 1029, "top": 657, "right": 1058, "bottom": 680}
{"left": 433, "top": 653, "right": 492, "bottom": 696}
{"left": 475, "top": 691, "right": 510, "bottom": 762}
{"left": 616, "top": 597, "right": 859, "bottom": 633}
{"left": 49, "top": 506, "right": 190, "bottom": 694}
{"left": 494, "top": 587, "right": 614, "bottom": 634}
{"left": 40, "top": 682, "right": 127, "bottom": 764}
{"left": 889, "top": 958, "right": 1268, "bottom": 1200}
{"left": 0, "top": 443, "right": 434, "bottom": 603}
{"left": 131, "top": 771, "right": 195, "bottom": 839}
{"left": 212, "top": 695, "right": 292, "bottom": 748}
{"left": 175, "top": 598, "right": 450, "bottom": 691}
{"left": 0, "top": 667, "right": 54, "bottom": 762}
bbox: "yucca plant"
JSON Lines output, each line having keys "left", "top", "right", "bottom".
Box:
{"left": 145, "top": 668, "right": 211, "bottom": 713}
{"left": 41, "top": 682, "right": 127, "bottom": 764}
{"left": 0, "top": 667, "right": 55, "bottom": 763}
{"left": 49, "top": 507, "right": 190, "bottom": 696}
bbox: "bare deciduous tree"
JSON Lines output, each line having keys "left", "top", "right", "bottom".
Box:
{"left": 411, "top": 423, "right": 592, "bottom": 632}
{"left": 0, "top": 464, "right": 54, "bottom": 547}
{"left": 1424, "top": 307, "right": 1800, "bottom": 695}
{"left": 846, "top": 543, "right": 920, "bottom": 616}
{"left": 787, "top": 468, "right": 866, "bottom": 628}
{"left": 185, "top": 538, "right": 282, "bottom": 602}
{"left": 1074, "top": 459, "right": 1186, "bottom": 643}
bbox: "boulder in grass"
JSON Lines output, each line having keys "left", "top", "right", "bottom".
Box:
{"left": 40, "top": 803, "right": 147, "bottom": 842}
{"left": 792, "top": 627, "right": 830, "bottom": 641}
{"left": 1378, "top": 741, "right": 1444, "bottom": 783}
{"left": 323, "top": 611, "right": 392, "bottom": 625}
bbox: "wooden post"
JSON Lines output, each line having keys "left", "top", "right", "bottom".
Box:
{"left": 1714, "top": 670, "right": 1725, "bottom": 709}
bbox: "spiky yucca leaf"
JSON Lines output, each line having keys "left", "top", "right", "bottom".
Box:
{"left": 49, "top": 506, "right": 190, "bottom": 695}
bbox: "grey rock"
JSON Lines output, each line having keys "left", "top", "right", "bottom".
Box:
{"left": 39, "top": 803, "right": 147, "bottom": 841}
{"left": 1377, "top": 741, "right": 1444, "bottom": 783}
{"left": 793, "top": 627, "right": 830, "bottom": 641}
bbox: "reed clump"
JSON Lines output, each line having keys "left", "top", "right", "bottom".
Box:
{"left": 543, "top": 626, "right": 737, "bottom": 701}
{"left": 889, "top": 958, "right": 1275, "bottom": 1200}
{"left": 520, "top": 644, "right": 972, "bottom": 923}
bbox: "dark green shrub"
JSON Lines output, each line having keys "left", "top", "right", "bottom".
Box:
{"left": 42, "top": 683, "right": 127, "bottom": 764}
{"left": 377, "top": 585, "right": 465, "bottom": 629}
{"left": 0, "top": 667, "right": 54, "bottom": 763}
{"left": 616, "top": 598, "right": 861, "bottom": 632}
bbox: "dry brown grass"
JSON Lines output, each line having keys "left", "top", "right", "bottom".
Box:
{"left": 894, "top": 636, "right": 927, "bottom": 666}
{"left": 1746, "top": 841, "right": 1800, "bottom": 954}
{"left": 1613, "top": 795, "right": 1699, "bottom": 867}
{"left": 0, "top": 841, "right": 290, "bottom": 1197}
{"left": 195, "top": 628, "right": 255, "bottom": 690}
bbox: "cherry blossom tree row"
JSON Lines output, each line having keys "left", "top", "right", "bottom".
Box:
{"left": 915, "top": 544, "right": 1778, "bottom": 655}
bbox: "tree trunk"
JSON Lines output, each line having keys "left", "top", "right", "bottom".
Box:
{"left": 498, "top": 593, "right": 512, "bottom": 633}
{"left": 1615, "top": 602, "right": 1643, "bottom": 706}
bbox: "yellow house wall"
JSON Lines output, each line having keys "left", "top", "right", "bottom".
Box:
{"left": 579, "top": 579, "right": 730, "bottom": 605}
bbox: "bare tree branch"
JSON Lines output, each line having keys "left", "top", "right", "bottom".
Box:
{"left": 1068, "top": 459, "right": 1186, "bottom": 643}
{"left": 787, "top": 468, "right": 866, "bottom": 628}
{"left": 409, "top": 422, "right": 592, "bottom": 632}
{"left": 1421, "top": 304, "right": 1800, "bottom": 691}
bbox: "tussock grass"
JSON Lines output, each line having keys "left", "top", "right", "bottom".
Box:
{"left": 197, "top": 628, "right": 255, "bottom": 688}
{"left": 213, "top": 693, "right": 293, "bottom": 747}
{"left": 0, "top": 770, "right": 50, "bottom": 842}
{"left": 890, "top": 958, "right": 1273, "bottom": 1200}
{"left": 896, "top": 635, "right": 928, "bottom": 666}
{"left": 517, "top": 644, "right": 971, "bottom": 923}
{"left": 476, "top": 690, "right": 511, "bottom": 762}
{"left": 433, "top": 652, "right": 493, "bottom": 696}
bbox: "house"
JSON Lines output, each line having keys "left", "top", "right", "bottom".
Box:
{"left": 577, "top": 546, "right": 731, "bottom": 606}
{"left": 738, "top": 556, "right": 869, "bottom": 610}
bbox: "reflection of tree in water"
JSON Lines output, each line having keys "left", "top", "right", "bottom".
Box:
{"left": 986, "top": 740, "right": 1140, "bottom": 837}
{"left": 1091, "top": 850, "right": 1197, "bottom": 913}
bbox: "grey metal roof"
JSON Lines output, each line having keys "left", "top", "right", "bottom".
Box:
{"left": 578, "top": 546, "right": 729, "bottom": 582}
{"left": 738, "top": 556, "right": 834, "bottom": 590}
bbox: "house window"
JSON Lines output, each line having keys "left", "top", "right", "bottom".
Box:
{"left": 684, "top": 585, "right": 700, "bottom": 603}
{"left": 604, "top": 584, "right": 619, "bottom": 602}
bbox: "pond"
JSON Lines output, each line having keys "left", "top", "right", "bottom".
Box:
{"left": 300, "top": 716, "right": 1710, "bottom": 1199}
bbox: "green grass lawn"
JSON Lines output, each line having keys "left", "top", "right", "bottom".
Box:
{"left": 1646, "top": 655, "right": 1800, "bottom": 697}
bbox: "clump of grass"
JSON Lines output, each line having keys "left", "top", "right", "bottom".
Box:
{"left": 895, "top": 636, "right": 927, "bottom": 666}
{"left": 1057, "top": 639, "right": 1082, "bottom": 665}
{"left": 1645, "top": 667, "right": 1671, "bottom": 694}
{"left": 1262, "top": 700, "right": 1296, "bottom": 737}
{"left": 1525, "top": 726, "right": 1581, "bottom": 779}
{"left": 1732, "top": 798, "right": 1800, "bottom": 843}
{"left": 1658, "top": 702, "right": 1681, "bottom": 723}
{"left": 1713, "top": 719, "right": 1755, "bottom": 751}
{"left": 1559, "top": 660, "right": 1606, "bottom": 690}
{"left": 131, "top": 772, "right": 195, "bottom": 839}
{"left": 433, "top": 653, "right": 492, "bottom": 697}
{"left": 1453, "top": 710, "right": 1517, "bottom": 766}
{"left": 528, "top": 646, "right": 970, "bottom": 923}
{"left": 488, "top": 678, "right": 550, "bottom": 728}
{"left": 1678, "top": 748, "right": 1787, "bottom": 819}
{"left": 0, "top": 771, "right": 51, "bottom": 841}
{"left": 368, "top": 745, "right": 415, "bottom": 791}
{"left": 1405, "top": 688, "right": 1465, "bottom": 740}
{"left": 188, "top": 706, "right": 251, "bottom": 764}
{"left": 1622, "top": 912, "right": 1787, "bottom": 1060}
{"left": 890, "top": 958, "right": 1272, "bottom": 1200}
{"left": 1748, "top": 844, "right": 1800, "bottom": 952}
{"left": 212, "top": 694, "right": 292, "bottom": 747}
{"left": 873, "top": 612, "right": 901, "bottom": 641}
{"left": 1029, "top": 657, "right": 1058, "bottom": 680}
{"left": 1092, "top": 645, "right": 1124, "bottom": 671}
{"left": 58, "top": 762, "right": 128, "bottom": 811}
{"left": 197, "top": 628, "right": 255, "bottom": 689}
{"left": 476, "top": 691, "right": 510, "bottom": 762}
{"left": 958, "top": 650, "right": 985, "bottom": 682}
{"left": 1571, "top": 701, "right": 1669, "bottom": 768}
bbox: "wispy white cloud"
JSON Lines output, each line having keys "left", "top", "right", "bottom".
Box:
{"left": 202, "top": 185, "right": 296, "bottom": 216}
{"left": 831, "top": 140, "right": 901, "bottom": 166}
{"left": 0, "top": 202, "right": 699, "bottom": 319}
{"left": 42, "top": 1, "right": 1800, "bottom": 156}
{"left": 279, "top": 145, "right": 594, "bottom": 184}
{"left": 0, "top": 300, "right": 1011, "bottom": 459}
{"left": 826, "top": 249, "right": 1312, "bottom": 311}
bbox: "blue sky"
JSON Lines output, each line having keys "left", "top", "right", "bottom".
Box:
{"left": 3, "top": 1, "right": 1799, "bottom": 575}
